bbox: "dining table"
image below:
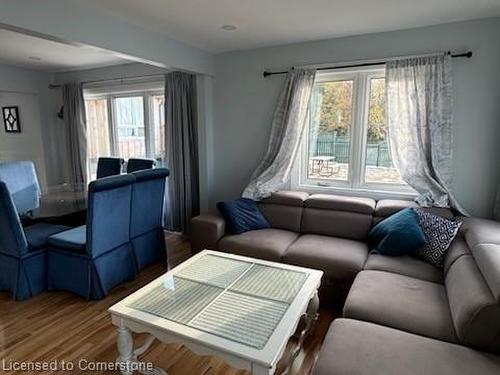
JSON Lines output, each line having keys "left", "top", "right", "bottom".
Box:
{"left": 22, "top": 184, "right": 88, "bottom": 227}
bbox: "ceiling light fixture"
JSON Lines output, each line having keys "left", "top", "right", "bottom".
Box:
{"left": 221, "top": 25, "right": 237, "bottom": 31}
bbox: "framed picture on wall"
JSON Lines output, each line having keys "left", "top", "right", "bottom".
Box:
{"left": 2, "top": 106, "right": 21, "bottom": 133}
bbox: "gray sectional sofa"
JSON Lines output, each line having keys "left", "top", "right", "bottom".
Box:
{"left": 191, "top": 191, "right": 500, "bottom": 374}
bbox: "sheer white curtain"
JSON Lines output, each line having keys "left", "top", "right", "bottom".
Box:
{"left": 386, "top": 54, "right": 466, "bottom": 214}
{"left": 242, "top": 69, "right": 316, "bottom": 200}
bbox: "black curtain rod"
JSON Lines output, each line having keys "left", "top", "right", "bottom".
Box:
{"left": 263, "top": 51, "right": 472, "bottom": 77}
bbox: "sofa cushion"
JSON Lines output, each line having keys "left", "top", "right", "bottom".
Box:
{"left": 462, "top": 217, "right": 500, "bottom": 249}
{"left": 314, "top": 318, "right": 500, "bottom": 375}
{"left": 24, "top": 223, "right": 70, "bottom": 251}
{"left": 364, "top": 254, "right": 443, "bottom": 284}
{"left": 368, "top": 208, "right": 425, "bottom": 256}
{"left": 217, "top": 198, "right": 270, "bottom": 234}
{"left": 472, "top": 243, "right": 500, "bottom": 302}
{"left": 283, "top": 234, "right": 368, "bottom": 280}
{"left": 48, "top": 225, "right": 87, "bottom": 253}
{"left": 444, "top": 237, "right": 470, "bottom": 275}
{"left": 217, "top": 228, "right": 299, "bottom": 262}
{"left": 343, "top": 270, "right": 457, "bottom": 343}
{"left": 374, "top": 199, "right": 418, "bottom": 218}
{"left": 374, "top": 199, "right": 455, "bottom": 219}
{"left": 445, "top": 255, "right": 500, "bottom": 353}
{"left": 260, "top": 190, "right": 309, "bottom": 206}
{"left": 257, "top": 203, "right": 303, "bottom": 232}
{"left": 301, "top": 208, "right": 372, "bottom": 240}
{"left": 305, "top": 194, "right": 375, "bottom": 214}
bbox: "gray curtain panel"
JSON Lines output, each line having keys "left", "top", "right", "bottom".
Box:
{"left": 164, "top": 72, "right": 200, "bottom": 234}
{"left": 62, "top": 82, "right": 88, "bottom": 187}
{"left": 242, "top": 69, "right": 316, "bottom": 200}
{"left": 494, "top": 190, "right": 500, "bottom": 221}
{"left": 386, "top": 54, "right": 466, "bottom": 214}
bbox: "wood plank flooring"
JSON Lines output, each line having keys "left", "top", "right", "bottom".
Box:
{"left": 0, "top": 233, "right": 335, "bottom": 375}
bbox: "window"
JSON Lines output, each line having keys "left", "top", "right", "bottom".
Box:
{"left": 85, "top": 87, "right": 164, "bottom": 180}
{"left": 293, "top": 67, "right": 412, "bottom": 196}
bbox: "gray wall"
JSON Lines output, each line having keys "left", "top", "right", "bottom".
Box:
{"left": 0, "top": 63, "right": 60, "bottom": 189}
{"left": 212, "top": 17, "right": 500, "bottom": 217}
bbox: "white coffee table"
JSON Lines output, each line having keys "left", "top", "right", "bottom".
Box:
{"left": 109, "top": 250, "right": 323, "bottom": 375}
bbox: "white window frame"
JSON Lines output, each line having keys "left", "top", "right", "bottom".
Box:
{"left": 84, "top": 87, "right": 163, "bottom": 160}
{"left": 291, "top": 66, "right": 416, "bottom": 200}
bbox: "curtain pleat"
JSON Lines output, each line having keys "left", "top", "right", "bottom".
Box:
{"left": 242, "top": 69, "right": 316, "bottom": 200}
{"left": 62, "top": 83, "right": 87, "bottom": 187}
{"left": 164, "top": 72, "right": 200, "bottom": 234}
{"left": 386, "top": 54, "right": 467, "bottom": 214}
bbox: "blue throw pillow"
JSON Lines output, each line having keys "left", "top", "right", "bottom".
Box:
{"left": 369, "top": 208, "right": 426, "bottom": 256}
{"left": 217, "top": 198, "right": 270, "bottom": 234}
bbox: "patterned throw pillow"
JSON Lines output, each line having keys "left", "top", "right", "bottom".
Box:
{"left": 413, "top": 208, "right": 462, "bottom": 268}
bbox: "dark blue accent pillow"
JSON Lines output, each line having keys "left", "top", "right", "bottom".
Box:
{"left": 217, "top": 198, "right": 270, "bottom": 234}
{"left": 369, "top": 208, "right": 426, "bottom": 256}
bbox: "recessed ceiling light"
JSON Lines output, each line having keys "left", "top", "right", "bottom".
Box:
{"left": 28, "top": 56, "right": 42, "bottom": 61}
{"left": 221, "top": 25, "right": 237, "bottom": 31}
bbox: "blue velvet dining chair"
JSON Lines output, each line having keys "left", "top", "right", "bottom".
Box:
{"left": 126, "top": 158, "right": 156, "bottom": 173}
{"left": 96, "top": 157, "right": 124, "bottom": 179}
{"left": 0, "top": 182, "right": 68, "bottom": 300}
{"left": 130, "top": 168, "right": 169, "bottom": 270}
{"left": 0, "top": 160, "right": 41, "bottom": 215}
{"left": 47, "top": 174, "right": 137, "bottom": 299}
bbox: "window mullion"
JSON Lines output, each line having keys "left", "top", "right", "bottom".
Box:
{"left": 108, "top": 97, "right": 118, "bottom": 156}
{"left": 358, "top": 73, "right": 370, "bottom": 187}
{"left": 143, "top": 92, "right": 152, "bottom": 158}
{"left": 350, "top": 73, "right": 366, "bottom": 188}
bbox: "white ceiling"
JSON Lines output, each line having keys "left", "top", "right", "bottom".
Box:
{"left": 0, "top": 28, "right": 129, "bottom": 72}
{"left": 85, "top": 0, "right": 500, "bottom": 53}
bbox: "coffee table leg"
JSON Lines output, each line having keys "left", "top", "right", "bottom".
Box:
{"left": 116, "top": 324, "right": 168, "bottom": 375}
{"left": 305, "top": 290, "right": 320, "bottom": 330}
{"left": 117, "top": 325, "right": 135, "bottom": 375}
{"left": 282, "top": 291, "right": 320, "bottom": 374}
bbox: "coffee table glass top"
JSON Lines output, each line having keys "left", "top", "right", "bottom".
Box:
{"left": 129, "top": 254, "right": 308, "bottom": 349}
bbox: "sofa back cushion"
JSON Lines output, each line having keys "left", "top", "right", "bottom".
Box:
{"left": 445, "top": 254, "right": 500, "bottom": 353}
{"left": 301, "top": 194, "right": 375, "bottom": 240}
{"left": 443, "top": 236, "right": 470, "bottom": 275}
{"left": 257, "top": 203, "right": 302, "bottom": 233}
{"left": 257, "top": 191, "right": 309, "bottom": 233}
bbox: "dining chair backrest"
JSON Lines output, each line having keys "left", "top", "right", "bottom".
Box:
{"left": 0, "top": 181, "right": 29, "bottom": 257}
{"left": 0, "top": 161, "right": 41, "bottom": 214}
{"left": 126, "top": 158, "right": 156, "bottom": 173}
{"left": 86, "top": 174, "right": 135, "bottom": 258}
{"left": 96, "top": 157, "right": 124, "bottom": 179}
{"left": 130, "top": 168, "right": 169, "bottom": 269}
{"left": 130, "top": 168, "right": 169, "bottom": 238}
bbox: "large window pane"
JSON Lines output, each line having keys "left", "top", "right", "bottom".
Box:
{"left": 152, "top": 95, "right": 165, "bottom": 165}
{"left": 114, "top": 96, "right": 146, "bottom": 159}
{"left": 308, "top": 80, "right": 353, "bottom": 181}
{"left": 85, "top": 98, "right": 110, "bottom": 180}
{"left": 364, "top": 78, "right": 404, "bottom": 184}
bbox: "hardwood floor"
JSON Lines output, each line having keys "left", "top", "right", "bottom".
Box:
{"left": 0, "top": 233, "right": 335, "bottom": 375}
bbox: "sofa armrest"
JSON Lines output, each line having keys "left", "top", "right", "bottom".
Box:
{"left": 191, "top": 213, "right": 226, "bottom": 254}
